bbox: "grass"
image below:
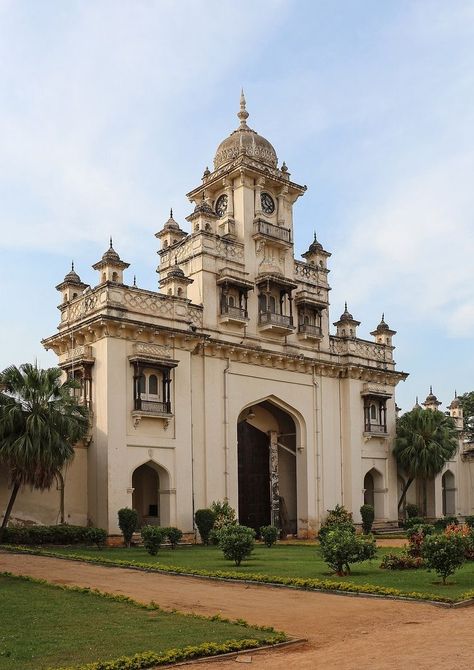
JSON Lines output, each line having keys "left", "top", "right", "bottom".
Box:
{"left": 44, "top": 543, "right": 474, "bottom": 600}
{"left": 0, "top": 573, "right": 283, "bottom": 670}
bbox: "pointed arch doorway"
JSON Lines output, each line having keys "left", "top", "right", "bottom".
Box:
{"left": 132, "top": 461, "right": 170, "bottom": 528}
{"left": 237, "top": 401, "right": 298, "bottom": 535}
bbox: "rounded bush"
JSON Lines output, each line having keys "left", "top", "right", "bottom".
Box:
{"left": 141, "top": 525, "right": 164, "bottom": 556}
{"left": 405, "top": 503, "right": 419, "bottom": 519}
{"left": 260, "top": 525, "right": 279, "bottom": 547}
{"left": 218, "top": 524, "right": 255, "bottom": 566}
{"left": 422, "top": 533, "right": 466, "bottom": 584}
{"left": 166, "top": 527, "right": 183, "bottom": 549}
{"left": 320, "top": 528, "right": 376, "bottom": 576}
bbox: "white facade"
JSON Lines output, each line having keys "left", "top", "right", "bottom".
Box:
{"left": 5, "top": 94, "right": 471, "bottom": 535}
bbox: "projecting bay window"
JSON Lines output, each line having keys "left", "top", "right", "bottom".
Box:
{"left": 131, "top": 359, "right": 177, "bottom": 416}
{"left": 297, "top": 306, "right": 323, "bottom": 338}
{"left": 65, "top": 364, "right": 93, "bottom": 409}
{"left": 257, "top": 276, "right": 296, "bottom": 334}
{"left": 363, "top": 398, "right": 388, "bottom": 434}
{"left": 217, "top": 276, "right": 253, "bottom": 325}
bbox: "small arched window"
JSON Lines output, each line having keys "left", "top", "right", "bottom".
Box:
{"left": 370, "top": 404, "right": 377, "bottom": 420}
{"left": 228, "top": 295, "right": 235, "bottom": 308}
{"left": 139, "top": 375, "right": 146, "bottom": 395}
{"left": 269, "top": 295, "right": 276, "bottom": 313}
{"left": 102, "top": 272, "right": 106, "bottom": 283}
{"left": 72, "top": 292, "right": 78, "bottom": 299}
{"left": 112, "top": 272, "right": 118, "bottom": 282}
{"left": 177, "top": 287, "right": 183, "bottom": 297}
{"left": 148, "top": 374, "right": 158, "bottom": 396}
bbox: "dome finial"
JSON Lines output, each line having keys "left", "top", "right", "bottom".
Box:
{"left": 430, "top": 384, "right": 433, "bottom": 394}
{"left": 170, "top": 207, "right": 173, "bottom": 218}
{"left": 71, "top": 261, "right": 75, "bottom": 271}
{"left": 382, "top": 312, "right": 385, "bottom": 321}
{"left": 344, "top": 301, "right": 348, "bottom": 312}
{"left": 238, "top": 88, "right": 249, "bottom": 127}
{"left": 109, "top": 236, "right": 113, "bottom": 249}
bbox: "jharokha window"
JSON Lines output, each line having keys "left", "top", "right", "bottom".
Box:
{"left": 131, "top": 360, "right": 176, "bottom": 415}
{"left": 363, "top": 397, "right": 388, "bottom": 434}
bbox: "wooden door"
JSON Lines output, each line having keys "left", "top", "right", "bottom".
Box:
{"left": 237, "top": 422, "right": 270, "bottom": 531}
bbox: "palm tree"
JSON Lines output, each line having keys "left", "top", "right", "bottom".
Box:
{"left": 0, "top": 363, "right": 89, "bottom": 541}
{"left": 394, "top": 407, "right": 458, "bottom": 515}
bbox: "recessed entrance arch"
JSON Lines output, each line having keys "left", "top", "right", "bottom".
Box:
{"left": 132, "top": 461, "right": 170, "bottom": 528}
{"left": 237, "top": 399, "right": 299, "bottom": 536}
{"left": 363, "top": 468, "right": 384, "bottom": 519}
{"left": 442, "top": 470, "right": 456, "bottom": 516}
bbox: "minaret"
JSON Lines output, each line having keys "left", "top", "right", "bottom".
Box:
{"left": 159, "top": 260, "right": 193, "bottom": 299}
{"left": 155, "top": 209, "right": 188, "bottom": 250}
{"left": 301, "top": 232, "right": 331, "bottom": 269}
{"left": 92, "top": 238, "right": 130, "bottom": 285}
{"left": 448, "top": 392, "right": 464, "bottom": 430}
{"left": 371, "top": 313, "right": 397, "bottom": 347}
{"left": 413, "top": 396, "right": 422, "bottom": 410}
{"left": 422, "top": 386, "right": 442, "bottom": 411}
{"left": 55, "top": 262, "right": 88, "bottom": 303}
{"left": 333, "top": 302, "right": 360, "bottom": 339}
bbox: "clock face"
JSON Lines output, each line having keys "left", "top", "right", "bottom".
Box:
{"left": 215, "top": 194, "right": 228, "bottom": 217}
{"left": 261, "top": 192, "right": 275, "bottom": 215}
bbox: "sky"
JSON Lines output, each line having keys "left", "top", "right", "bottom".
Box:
{"left": 0, "top": 0, "right": 473, "bottom": 413}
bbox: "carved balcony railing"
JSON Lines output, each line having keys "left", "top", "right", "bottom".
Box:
{"left": 220, "top": 304, "right": 248, "bottom": 320}
{"left": 253, "top": 220, "right": 291, "bottom": 244}
{"left": 298, "top": 323, "right": 322, "bottom": 337}
{"left": 134, "top": 399, "right": 171, "bottom": 415}
{"left": 259, "top": 311, "right": 293, "bottom": 328}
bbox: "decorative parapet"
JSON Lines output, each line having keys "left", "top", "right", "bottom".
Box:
{"left": 294, "top": 260, "right": 329, "bottom": 285}
{"left": 133, "top": 342, "right": 173, "bottom": 360}
{"left": 361, "top": 382, "right": 393, "bottom": 398}
{"left": 59, "top": 285, "right": 203, "bottom": 329}
{"left": 329, "top": 336, "right": 394, "bottom": 369}
{"left": 159, "top": 233, "right": 245, "bottom": 269}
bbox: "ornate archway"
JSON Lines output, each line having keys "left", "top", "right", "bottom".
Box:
{"left": 363, "top": 468, "right": 384, "bottom": 519}
{"left": 237, "top": 400, "right": 299, "bottom": 535}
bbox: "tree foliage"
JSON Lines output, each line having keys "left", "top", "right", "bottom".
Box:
{"left": 0, "top": 363, "right": 89, "bottom": 540}
{"left": 394, "top": 408, "right": 458, "bottom": 513}
{"left": 458, "top": 391, "right": 474, "bottom": 442}
{"left": 118, "top": 508, "right": 138, "bottom": 547}
{"left": 218, "top": 524, "right": 255, "bottom": 566}
{"left": 319, "top": 528, "right": 376, "bottom": 576}
{"left": 422, "top": 533, "right": 466, "bottom": 584}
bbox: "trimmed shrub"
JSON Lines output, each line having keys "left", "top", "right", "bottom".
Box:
{"left": 218, "top": 524, "right": 255, "bottom": 566}
{"left": 360, "top": 504, "right": 375, "bottom": 534}
{"left": 194, "top": 508, "right": 216, "bottom": 545}
{"left": 84, "top": 527, "right": 107, "bottom": 549}
{"left": 118, "top": 508, "right": 138, "bottom": 548}
{"left": 422, "top": 533, "right": 466, "bottom": 584}
{"left": 319, "top": 528, "right": 376, "bottom": 576}
{"left": 380, "top": 551, "right": 424, "bottom": 570}
{"left": 3, "top": 524, "right": 106, "bottom": 546}
{"left": 445, "top": 523, "right": 474, "bottom": 560}
{"left": 405, "top": 503, "right": 419, "bottom": 519}
{"left": 141, "top": 525, "right": 164, "bottom": 556}
{"left": 260, "top": 525, "right": 279, "bottom": 547}
{"left": 165, "top": 527, "right": 183, "bottom": 549}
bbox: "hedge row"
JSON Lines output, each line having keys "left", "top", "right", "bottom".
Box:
{"left": 3, "top": 525, "right": 106, "bottom": 546}
{"left": 6, "top": 545, "right": 474, "bottom": 604}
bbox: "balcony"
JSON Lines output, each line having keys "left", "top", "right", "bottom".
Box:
{"left": 258, "top": 311, "right": 294, "bottom": 334}
{"left": 253, "top": 220, "right": 292, "bottom": 248}
{"left": 134, "top": 398, "right": 171, "bottom": 415}
{"left": 298, "top": 323, "right": 323, "bottom": 340}
{"left": 364, "top": 422, "right": 388, "bottom": 437}
{"left": 220, "top": 304, "right": 248, "bottom": 326}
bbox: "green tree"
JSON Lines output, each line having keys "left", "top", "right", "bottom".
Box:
{"left": 0, "top": 364, "right": 89, "bottom": 542}
{"left": 394, "top": 408, "right": 458, "bottom": 515}
{"left": 458, "top": 391, "right": 474, "bottom": 442}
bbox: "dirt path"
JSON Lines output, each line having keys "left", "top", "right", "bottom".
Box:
{"left": 1, "top": 552, "right": 472, "bottom": 670}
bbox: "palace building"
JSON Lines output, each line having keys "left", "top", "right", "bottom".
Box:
{"left": 2, "top": 93, "right": 473, "bottom": 534}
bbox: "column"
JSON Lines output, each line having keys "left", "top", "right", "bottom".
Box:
{"left": 269, "top": 430, "right": 280, "bottom": 528}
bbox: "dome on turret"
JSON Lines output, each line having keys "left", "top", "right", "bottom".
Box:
{"left": 213, "top": 91, "right": 278, "bottom": 170}
{"left": 101, "top": 238, "right": 121, "bottom": 263}
{"left": 167, "top": 264, "right": 185, "bottom": 278}
{"left": 63, "top": 262, "right": 82, "bottom": 284}
{"left": 163, "top": 209, "right": 180, "bottom": 230}
{"left": 339, "top": 302, "right": 355, "bottom": 322}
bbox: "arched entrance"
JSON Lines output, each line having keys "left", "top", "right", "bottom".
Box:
{"left": 237, "top": 401, "right": 297, "bottom": 535}
{"left": 363, "top": 468, "right": 384, "bottom": 519}
{"left": 132, "top": 461, "right": 170, "bottom": 528}
{"left": 442, "top": 471, "right": 456, "bottom": 516}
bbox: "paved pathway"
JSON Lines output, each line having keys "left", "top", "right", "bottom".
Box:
{"left": 1, "top": 552, "right": 472, "bottom": 669}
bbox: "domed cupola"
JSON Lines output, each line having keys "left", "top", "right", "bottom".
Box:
{"left": 56, "top": 262, "right": 88, "bottom": 303}
{"left": 422, "top": 386, "right": 442, "bottom": 410}
{"left": 159, "top": 260, "right": 193, "bottom": 299}
{"left": 333, "top": 302, "right": 361, "bottom": 339}
{"left": 213, "top": 91, "right": 278, "bottom": 170}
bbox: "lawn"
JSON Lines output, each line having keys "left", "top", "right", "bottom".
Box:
{"left": 0, "top": 574, "right": 283, "bottom": 670}
{"left": 38, "top": 543, "right": 474, "bottom": 600}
